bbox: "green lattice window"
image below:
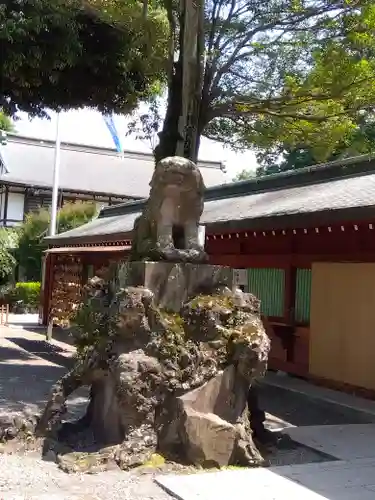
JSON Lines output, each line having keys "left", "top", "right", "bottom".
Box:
{"left": 294, "top": 268, "right": 312, "bottom": 323}
{"left": 87, "top": 265, "right": 94, "bottom": 279}
{"left": 248, "top": 268, "right": 285, "bottom": 317}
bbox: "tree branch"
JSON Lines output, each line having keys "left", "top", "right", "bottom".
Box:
{"left": 213, "top": 102, "right": 372, "bottom": 122}
{"left": 208, "top": 4, "right": 354, "bottom": 97}
{"left": 206, "top": 0, "right": 228, "bottom": 53}
{"left": 210, "top": 74, "right": 373, "bottom": 118}
{"left": 211, "top": 0, "right": 240, "bottom": 51}
{"left": 164, "top": 0, "right": 177, "bottom": 81}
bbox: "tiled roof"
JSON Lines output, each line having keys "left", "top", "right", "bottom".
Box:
{"left": 47, "top": 154, "right": 375, "bottom": 245}
{"left": 203, "top": 169, "right": 375, "bottom": 227}
{"left": 0, "top": 135, "right": 226, "bottom": 198}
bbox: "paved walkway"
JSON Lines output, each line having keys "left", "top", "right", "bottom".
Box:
{"left": 263, "top": 371, "right": 375, "bottom": 419}
{"left": 6, "top": 313, "right": 41, "bottom": 327}
{"left": 0, "top": 325, "right": 84, "bottom": 420}
{"left": 156, "top": 456, "right": 375, "bottom": 500}
{"left": 157, "top": 424, "right": 375, "bottom": 500}
{"left": 284, "top": 424, "right": 375, "bottom": 460}
{"left": 156, "top": 368, "right": 375, "bottom": 499}
{"left": 157, "top": 423, "right": 375, "bottom": 499}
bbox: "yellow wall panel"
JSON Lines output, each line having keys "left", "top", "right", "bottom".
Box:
{"left": 310, "top": 263, "right": 375, "bottom": 390}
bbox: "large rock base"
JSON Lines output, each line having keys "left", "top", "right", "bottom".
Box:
{"left": 158, "top": 365, "right": 264, "bottom": 467}
{"left": 37, "top": 261, "right": 270, "bottom": 470}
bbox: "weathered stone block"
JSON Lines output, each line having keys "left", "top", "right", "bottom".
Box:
{"left": 115, "top": 261, "right": 234, "bottom": 312}
{"left": 159, "top": 365, "right": 264, "bottom": 467}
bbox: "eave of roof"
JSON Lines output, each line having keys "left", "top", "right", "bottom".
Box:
{"left": 45, "top": 153, "right": 375, "bottom": 246}
{"left": 0, "top": 179, "right": 141, "bottom": 200}
{"left": 46, "top": 245, "right": 130, "bottom": 254}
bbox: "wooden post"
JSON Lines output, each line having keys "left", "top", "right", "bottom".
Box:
{"left": 1, "top": 305, "right": 3, "bottom": 325}
{"left": 5, "top": 304, "right": 9, "bottom": 325}
{"left": 42, "top": 253, "right": 55, "bottom": 326}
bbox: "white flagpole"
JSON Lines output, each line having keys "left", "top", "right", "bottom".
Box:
{"left": 47, "top": 111, "right": 61, "bottom": 341}
{"left": 49, "top": 112, "right": 61, "bottom": 236}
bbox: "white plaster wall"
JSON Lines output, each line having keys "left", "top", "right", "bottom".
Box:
{"left": 7, "top": 192, "right": 25, "bottom": 225}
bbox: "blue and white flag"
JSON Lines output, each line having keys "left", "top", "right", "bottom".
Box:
{"left": 103, "top": 114, "right": 123, "bottom": 154}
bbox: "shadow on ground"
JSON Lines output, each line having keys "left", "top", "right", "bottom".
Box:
{"left": 27, "top": 326, "right": 76, "bottom": 347}
{"left": 5, "top": 337, "right": 74, "bottom": 369}
{"left": 0, "top": 344, "right": 35, "bottom": 363}
{"left": 0, "top": 341, "right": 87, "bottom": 420}
{"left": 258, "top": 383, "right": 375, "bottom": 427}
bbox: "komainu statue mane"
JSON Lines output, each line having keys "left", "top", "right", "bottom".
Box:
{"left": 130, "top": 156, "right": 208, "bottom": 263}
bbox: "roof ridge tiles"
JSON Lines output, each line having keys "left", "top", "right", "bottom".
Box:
{"left": 98, "top": 154, "right": 375, "bottom": 219}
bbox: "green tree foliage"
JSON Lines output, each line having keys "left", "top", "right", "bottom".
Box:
{"left": 0, "top": 112, "right": 13, "bottom": 132}
{"left": 16, "top": 202, "right": 97, "bottom": 281}
{"left": 3, "top": 1, "right": 375, "bottom": 162}
{"left": 12, "top": 282, "right": 41, "bottom": 309}
{"left": 233, "top": 169, "right": 256, "bottom": 181}
{"left": 127, "top": 0, "right": 375, "bottom": 162}
{"left": 202, "top": 1, "right": 375, "bottom": 158}
{"left": 0, "top": 0, "right": 168, "bottom": 117}
{"left": 256, "top": 114, "right": 375, "bottom": 176}
{"left": 0, "top": 228, "right": 18, "bottom": 285}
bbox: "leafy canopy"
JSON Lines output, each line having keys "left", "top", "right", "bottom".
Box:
{"left": 3, "top": 0, "right": 375, "bottom": 161}
{"left": 201, "top": 1, "right": 375, "bottom": 157}
{"left": 256, "top": 113, "right": 375, "bottom": 175}
{"left": 130, "top": 0, "right": 375, "bottom": 160}
{"left": 0, "top": 112, "right": 13, "bottom": 132}
{"left": 233, "top": 169, "right": 256, "bottom": 181}
{"left": 0, "top": 228, "right": 18, "bottom": 285}
{"left": 0, "top": 0, "right": 168, "bottom": 117}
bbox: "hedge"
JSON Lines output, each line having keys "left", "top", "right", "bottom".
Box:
{"left": 0, "top": 282, "right": 41, "bottom": 310}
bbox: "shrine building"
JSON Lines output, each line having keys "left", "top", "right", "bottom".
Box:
{"left": 42, "top": 154, "right": 375, "bottom": 398}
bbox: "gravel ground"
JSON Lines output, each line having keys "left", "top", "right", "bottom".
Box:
{"left": 0, "top": 453, "right": 171, "bottom": 500}
{"left": 0, "top": 325, "right": 363, "bottom": 499}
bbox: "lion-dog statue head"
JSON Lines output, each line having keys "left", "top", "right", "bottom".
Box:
{"left": 130, "top": 156, "right": 208, "bottom": 263}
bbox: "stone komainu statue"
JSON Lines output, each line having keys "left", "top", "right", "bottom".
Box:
{"left": 129, "top": 156, "right": 208, "bottom": 263}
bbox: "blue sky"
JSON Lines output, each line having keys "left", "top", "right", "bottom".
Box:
{"left": 13, "top": 109, "right": 257, "bottom": 179}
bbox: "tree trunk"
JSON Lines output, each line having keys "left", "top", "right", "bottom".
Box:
{"left": 154, "top": 0, "right": 205, "bottom": 164}
{"left": 153, "top": 60, "right": 184, "bottom": 163}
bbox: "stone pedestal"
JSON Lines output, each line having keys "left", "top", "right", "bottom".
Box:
{"left": 37, "top": 257, "right": 269, "bottom": 470}
{"left": 115, "top": 261, "right": 234, "bottom": 312}
{"left": 37, "top": 154, "right": 270, "bottom": 471}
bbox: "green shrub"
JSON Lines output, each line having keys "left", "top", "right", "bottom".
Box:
{"left": 0, "top": 228, "right": 18, "bottom": 285}
{"left": 0, "top": 246, "right": 16, "bottom": 284}
{"left": 15, "top": 282, "right": 41, "bottom": 308}
{"left": 2, "top": 282, "right": 41, "bottom": 309}
{"left": 16, "top": 202, "right": 97, "bottom": 281}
